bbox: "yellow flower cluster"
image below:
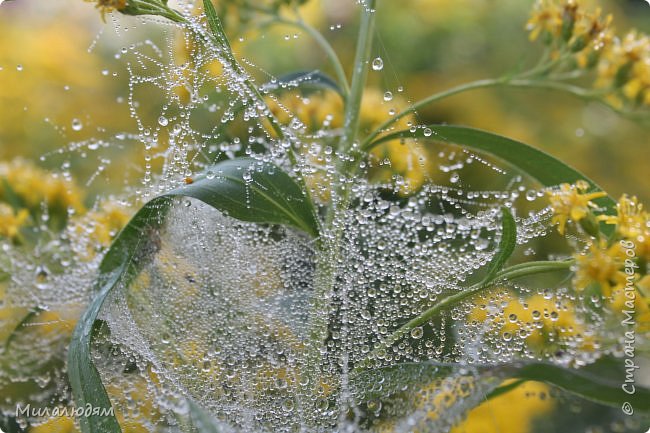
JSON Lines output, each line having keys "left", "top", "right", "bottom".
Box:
{"left": 362, "top": 89, "right": 432, "bottom": 196}
{"left": 527, "top": 0, "right": 613, "bottom": 54}
{"left": 527, "top": 0, "right": 650, "bottom": 108}
{"left": 0, "top": 158, "right": 84, "bottom": 218}
{"left": 546, "top": 180, "right": 605, "bottom": 235}
{"left": 29, "top": 376, "right": 162, "bottom": 433}
{"left": 469, "top": 289, "right": 592, "bottom": 353}
{"left": 566, "top": 194, "right": 650, "bottom": 325}
{"left": 572, "top": 239, "right": 650, "bottom": 326}
{"left": 599, "top": 194, "right": 650, "bottom": 260}
{"left": 266, "top": 90, "right": 344, "bottom": 133}
{"left": 376, "top": 373, "right": 553, "bottom": 433}
{"left": 596, "top": 30, "right": 650, "bottom": 108}
{"left": 84, "top": 0, "right": 127, "bottom": 21}
{"left": 0, "top": 203, "right": 29, "bottom": 239}
{"left": 67, "top": 198, "right": 133, "bottom": 260}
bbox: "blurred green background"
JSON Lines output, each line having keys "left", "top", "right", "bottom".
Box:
{"left": 0, "top": 0, "right": 648, "bottom": 203}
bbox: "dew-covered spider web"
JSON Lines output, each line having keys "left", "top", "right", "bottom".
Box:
{"left": 0, "top": 1, "right": 632, "bottom": 432}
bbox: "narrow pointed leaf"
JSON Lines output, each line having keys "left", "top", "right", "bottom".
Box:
{"left": 480, "top": 206, "right": 516, "bottom": 287}
{"left": 261, "top": 70, "right": 342, "bottom": 96}
{"left": 354, "top": 357, "right": 650, "bottom": 416}
{"left": 68, "top": 158, "right": 318, "bottom": 433}
{"left": 364, "top": 125, "right": 616, "bottom": 221}
{"left": 202, "top": 0, "right": 231, "bottom": 51}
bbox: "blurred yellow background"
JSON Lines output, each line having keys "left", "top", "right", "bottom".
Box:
{"left": 0, "top": 0, "right": 648, "bottom": 204}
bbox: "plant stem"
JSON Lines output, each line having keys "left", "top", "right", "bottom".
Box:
{"left": 340, "top": 0, "right": 377, "bottom": 155}
{"left": 361, "top": 78, "right": 505, "bottom": 149}
{"left": 360, "top": 76, "right": 603, "bottom": 151}
{"left": 352, "top": 259, "right": 575, "bottom": 374}
{"left": 306, "top": 0, "right": 378, "bottom": 374}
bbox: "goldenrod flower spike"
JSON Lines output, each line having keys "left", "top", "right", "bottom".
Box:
{"left": 547, "top": 180, "right": 606, "bottom": 235}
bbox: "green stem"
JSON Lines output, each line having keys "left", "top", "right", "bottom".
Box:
{"left": 352, "top": 259, "right": 575, "bottom": 374}
{"left": 270, "top": 16, "right": 350, "bottom": 99}
{"left": 360, "top": 76, "right": 602, "bottom": 151}
{"left": 306, "top": 0, "right": 378, "bottom": 374}
{"left": 340, "top": 0, "right": 377, "bottom": 155}
{"left": 361, "top": 78, "right": 505, "bottom": 149}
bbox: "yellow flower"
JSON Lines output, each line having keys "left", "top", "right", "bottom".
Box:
{"left": 547, "top": 180, "right": 606, "bottom": 234}
{"left": 595, "top": 30, "right": 650, "bottom": 107}
{"left": 265, "top": 90, "right": 344, "bottom": 133}
{"left": 451, "top": 380, "right": 554, "bottom": 433}
{"left": 363, "top": 89, "right": 431, "bottom": 195}
{"left": 469, "top": 289, "right": 590, "bottom": 353}
{"left": 0, "top": 284, "right": 29, "bottom": 344}
{"left": 84, "top": 0, "right": 127, "bottom": 21}
{"left": 0, "top": 158, "right": 85, "bottom": 217}
{"left": 573, "top": 240, "right": 626, "bottom": 294}
{"left": 264, "top": 88, "right": 431, "bottom": 197}
{"left": 574, "top": 8, "right": 614, "bottom": 68}
{"left": 0, "top": 203, "right": 29, "bottom": 239}
{"left": 526, "top": 0, "right": 564, "bottom": 42}
{"left": 608, "top": 280, "right": 650, "bottom": 330}
{"left": 68, "top": 198, "right": 132, "bottom": 260}
{"left": 29, "top": 414, "right": 78, "bottom": 433}
{"left": 106, "top": 376, "right": 164, "bottom": 433}
{"left": 376, "top": 375, "right": 553, "bottom": 433}
{"left": 600, "top": 194, "right": 648, "bottom": 238}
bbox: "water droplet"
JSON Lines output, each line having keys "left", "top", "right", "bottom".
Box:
{"left": 158, "top": 115, "right": 169, "bottom": 126}
{"left": 525, "top": 190, "right": 537, "bottom": 201}
{"left": 371, "top": 57, "right": 384, "bottom": 71}
{"left": 71, "top": 118, "right": 83, "bottom": 131}
{"left": 383, "top": 91, "right": 393, "bottom": 101}
{"left": 410, "top": 326, "right": 424, "bottom": 339}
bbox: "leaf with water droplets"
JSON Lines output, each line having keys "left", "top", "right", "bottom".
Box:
{"left": 167, "top": 158, "right": 318, "bottom": 237}
{"left": 260, "top": 70, "right": 343, "bottom": 96}
{"left": 68, "top": 157, "right": 318, "bottom": 433}
{"left": 479, "top": 206, "right": 516, "bottom": 288}
{"left": 506, "top": 357, "right": 650, "bottom": 412}
{"left": 364, "top": 125, "right": 616, "bottom": 233}
{"left": 202, "top": 0, "right": 232, "bottom": 52}
{"left": 355, "top": 356, "right": 650, "bottom": 425}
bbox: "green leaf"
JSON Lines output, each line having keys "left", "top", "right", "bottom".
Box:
{"left": 68, "top": 158, "right": 318, "bottom": 433}
{"left": 261, "top": 70, "right": 343, "bottom": 96}
{"left": 480, "top": 206, "right": 516, "bottom": 287}
{"left": 1, "top": 178, "right": 24, "bottom": 210}
{"left": 171, "top": 158, "right": 319, "bottom": 237}
{"left": 511, "top": 359, "right": 650, "bottom": 412}
{"left": 4, "top": 308, "right": 43, "bottom": 350}
{"left": 364, "top": 125, "right": 616, "bottom": 222}
{"left": 355, "top": 356, "right": 650, "bottom": 417}
{"left": 202, "top": 0, "right": 231, "bottom": 52}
